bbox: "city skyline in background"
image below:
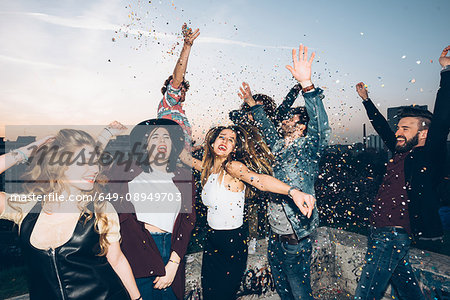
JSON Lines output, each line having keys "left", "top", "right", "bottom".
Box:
{"left": 1, "top": 0, "right": 449, "bottom": 143}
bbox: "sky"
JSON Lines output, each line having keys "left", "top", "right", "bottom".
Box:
{"left": 1, "top": 0, "right": 449, "bottom": 144}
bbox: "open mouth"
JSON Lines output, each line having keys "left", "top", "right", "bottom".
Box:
{"left": 157, "top": 145, "right": 167, "bottom": 153}
{"left": 83, "top": 175, "right": 96, "bottom": 183}
{"left": 218, "top": 144, "right": 227, "bottom": 151}
{"left": 396, "top": 138, "right": 406, "bottom": 145}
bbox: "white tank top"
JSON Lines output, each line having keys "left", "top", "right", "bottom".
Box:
{"left": 201, "top": 173, "right": 246, "bottom": 230}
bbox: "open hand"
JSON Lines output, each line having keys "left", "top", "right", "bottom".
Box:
{"left": 290, "top": 189, "right": 316, "bottom": 218}
{"left": 439, "top": 45, "right": 450, "bottom": 68}
{"left": 182, "top": 23, "right": 200, "bottom": 46}
{"left": 356, "top": 82, "right": 369, "bottom": 100}
{"left": 238, "top": 82, "right": 256, "bottom": 107}
{"left": 286, "top": 44, "right": 315, "bottom": 83}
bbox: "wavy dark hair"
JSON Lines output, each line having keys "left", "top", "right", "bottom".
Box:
{"left": 200, "top": 125, "right": 272, "bottom": 199}
{"left": 161, "top": 75, "right": 190, "bottom": 95}
{"left": 241, "top": 94, "right": 277, "bottom": 121}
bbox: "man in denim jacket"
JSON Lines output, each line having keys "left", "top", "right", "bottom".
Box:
{"left": 242, "top": 44, "right": 330, "bottom": 299}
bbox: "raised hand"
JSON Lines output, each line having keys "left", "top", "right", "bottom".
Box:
{"left": 439, "top": 45, "right": 450, "bottom": 68}
{"left": 182, "top": 23, "right": 200, "bottom": 46}
{"left": 290, "top": 189, "right": 316, "bottom": 218}
{"left": 106, "top": 121, "right": 127, "bottom": 137}
{"left": 356, "top": 82, "right": 369, "bottom": 100}
{"left": 238, "top": 82, "right": 256, "bottom": 107}
{"left": 286, "top": 44, "right": 315, "bottom": 83}
{"left": 20, "top": 135, "right": 55, "bottom": 157}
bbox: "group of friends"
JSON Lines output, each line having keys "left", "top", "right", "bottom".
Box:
{"left": 0, "top": 24, "right": 449, "bottom": 300}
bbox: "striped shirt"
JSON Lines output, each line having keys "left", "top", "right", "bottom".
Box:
{"left": 157, "top": 80, "right": 192, "bottom": 147}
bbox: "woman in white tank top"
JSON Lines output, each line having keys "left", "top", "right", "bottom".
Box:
{"left": 182, "top": 125, "right": 316, "bottom": 300}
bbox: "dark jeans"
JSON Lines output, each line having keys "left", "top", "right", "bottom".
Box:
{"left": 267, "top": 233, "right": 314, "bottom": 300}
{"left": 201, "top": 226, "right": 248, "bottom": 300}
{"left": 136, "top": 232, "right": 177, "bottom": 300}
{"left": 354, "top": 227, "right": 425, "bottom": 300}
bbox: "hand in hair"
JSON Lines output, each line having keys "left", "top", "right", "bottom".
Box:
{"left": 106, "top": 121, "right": 128, "bottom": 136}
{"left": 439, "top": 45, "right": 450, "bottom": 68}
{"left": 238, "top": 82, "right": 256, "bottom": 107}
{"left": 356, "top": 82, "right": 369, "bottom": 100}
{"left": 182, "top": 23, "right": 200, "bottom": 46}
{"left": 286, "top": 44, "right": 315, "bottom": 83}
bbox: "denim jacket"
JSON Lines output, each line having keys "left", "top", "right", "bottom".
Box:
{"left": 250, "top": 88, "right": 330, "bottom": 240}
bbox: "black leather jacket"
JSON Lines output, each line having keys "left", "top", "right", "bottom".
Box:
{"left": 19, "top": 202, "right": 130, "bottom": 300}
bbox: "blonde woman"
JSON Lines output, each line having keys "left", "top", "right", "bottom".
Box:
{"left": 0, "top": 129, "right": 141, "bottom": 300}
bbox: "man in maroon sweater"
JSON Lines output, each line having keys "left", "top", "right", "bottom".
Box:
{"left": 353, "top": 46, "right": 450, "bottom": 300}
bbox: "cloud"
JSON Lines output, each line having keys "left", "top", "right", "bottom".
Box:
{"left": 1, "top": 11, "right": 299, "bottom": 50}
{"left": 0, "top": 54, "right": 63, "bottom": 69}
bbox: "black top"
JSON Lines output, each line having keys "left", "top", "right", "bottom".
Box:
{"left": 19, "top": 202, "right": 130, "bottom": 300}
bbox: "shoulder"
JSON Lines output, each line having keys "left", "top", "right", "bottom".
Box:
{"left": 225, "top": 161, "right": 249, "bottom": 179}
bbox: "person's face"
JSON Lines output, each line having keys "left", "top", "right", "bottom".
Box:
{"left": 147, "top": 127, "right": 172, "bottom": 162}
{"left": 395, "top": 117, "right": 422, "bottom": 152}
{"left": 281, "top": 115, "right": 303, "bottom": 135}
{"left": 63, "top": 145, "right": 99, "bottom": 192}
{"left": 212, "top": 129, "right": 237, "bottom": 158}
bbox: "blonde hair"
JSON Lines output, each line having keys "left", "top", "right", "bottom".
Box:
{"left": 22, "top": 129, "right": 111, "bottom": 256}
{"left": 200, "top": 125, "right": 273, "bottom": 199}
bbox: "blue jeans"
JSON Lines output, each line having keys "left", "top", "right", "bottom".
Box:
{"left": 267, "top": 233, "right": 314, "bottom": 300}
{"left": 136, "top": 232, "right": 177, "bottom": 300}
{"left": 354, "top": 227, "right": 425, "bottom": 300}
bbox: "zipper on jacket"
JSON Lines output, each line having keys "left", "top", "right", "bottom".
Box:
{"left": 49, "top": 248, "right": 66, "bottom": 300}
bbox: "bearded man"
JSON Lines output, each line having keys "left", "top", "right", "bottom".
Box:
{"left": 353, "top": 45, "right": 450, "bottom": 300}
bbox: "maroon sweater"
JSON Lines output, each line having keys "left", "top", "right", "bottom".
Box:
{"left": 104, "top": 161, "right": 196, "bottom": 300}
{"left": 370, "top": 152, "right": 411, "bottom": 234}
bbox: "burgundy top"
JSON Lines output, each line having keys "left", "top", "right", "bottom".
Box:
{"left": 104, "top": 161, "right": 196, "bottom": 300}
{"left": 370, "top": 152, "right": 411, "bottom": 234}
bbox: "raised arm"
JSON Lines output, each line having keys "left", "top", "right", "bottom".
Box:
{"left": 172, "top": 24, "right": 200, "bottom": 88}
{"left": 97, "top": 121, "right": 127, "bottom": 151}
{"left": 356, "top": 82, "right": 396, "bottom": 152}
{"left": 239, "top": 82, "right": 282, "bottom": 149}
{"left": 275, "top": 83, "right": 301, "bottom": 121}
{"left": 1, "top": 135, "right": 54, "bottom": 214}
{"left": 427, "top": 46, "right": 450, "bottom": 183}
{"left": 285, "top": 44, "right": 330, "bottom": 157}
{"left": 226, "top": 161, "right": 315, "bottom": 218}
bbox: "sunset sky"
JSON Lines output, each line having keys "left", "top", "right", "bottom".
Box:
{"left": 1, "top": 0, "right": 449, "bottom": 144}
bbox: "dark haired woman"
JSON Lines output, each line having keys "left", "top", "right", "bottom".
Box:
{"left": 102, "top": 119, "right": 195, "bottom": 300}
{"left": 181, "top": 125, "right": 316, "bottom": 300}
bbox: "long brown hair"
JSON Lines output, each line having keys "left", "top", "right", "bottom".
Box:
{"left": 21, "top": 129, "right": 111, "bottom": 256}
{"left": 200, "top": 125, "right": 273, "bottom": 199}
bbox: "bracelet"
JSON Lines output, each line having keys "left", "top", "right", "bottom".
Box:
{"left": 169, "top": 259, "right": 180, "bottom": 265}
{"left": 302, "top": 84, "right": 315, "bottom": 93}
{"left": 135, "top": 296, "right": 142, "bottom": 300}
{"left": 287, "top": 187, "right": 296, "bottom": 198}
{"left": 10, "top": 149, "right": 28, "bottom": 164}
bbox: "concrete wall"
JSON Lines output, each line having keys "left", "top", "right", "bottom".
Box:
{"left": 184, "top": 227, "right": 450, "bottom": 299}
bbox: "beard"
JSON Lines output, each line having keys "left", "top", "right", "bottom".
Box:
{"left": 395, "top": 133, "right": 419, "bottom": 153}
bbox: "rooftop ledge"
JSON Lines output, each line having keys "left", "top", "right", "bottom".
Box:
{"left": 6, "top": 227, "right": 449, "bottom": 300}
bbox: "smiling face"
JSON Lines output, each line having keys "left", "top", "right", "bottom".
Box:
{"left": 212, "top": 129, "right": 237, "bottom": 158}
{"left": 147, "top": 127, "right": 172, "bottom": 163}
{"left": 63, "top": 145, "right": 99, "bottom": 192}
{"left": 395, "top": 117, "right": 423, "bottom": 152}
